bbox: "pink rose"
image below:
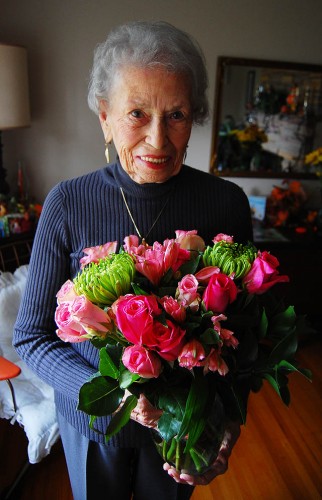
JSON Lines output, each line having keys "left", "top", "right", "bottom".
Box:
{"left": 55, "top": 302, "right": 88, "bottom": 342}
{"left": 122, "top": 345, "right": 162, "bottom": 378}
{"left": 176, "top": 274, "right": 201, "bottom": 311}
{"left": 71, "top": 295, "right": 115, "bottom": 336}
{"left": 160, "top": 296, "right": 186, "bottom": 323}
{"left": 178, "top": 339, "right": 206, "bottom": 369}
{"left": 113, "top": 294, "right": 161, "bottom": 346}
{"left": 153, "top": 320, "right": 186, "bottom": 361}
{"left": 80, "top": 241, "right": 117, "bottom": 268}
{"left": 242, "top": 251, "right": 289, "bottom": 294}
{"left": 56, "top": 280, "right": 78, "bottom": 304}
{"left": 202, "top": 273, "right": 238, "bottom": 313}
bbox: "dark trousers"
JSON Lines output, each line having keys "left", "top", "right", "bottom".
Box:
{"left": 57, "top": 412, "right": 194, "bottom": 500}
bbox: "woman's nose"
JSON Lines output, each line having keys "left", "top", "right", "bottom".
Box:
{"left": 145, "top": 117, "right": 168, "bottom": 149}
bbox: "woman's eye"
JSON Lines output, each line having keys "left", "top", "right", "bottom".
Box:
{"left": 130, "top": 110, "right": 143, "bottom": 118}
{"left": 170, "top": 111, "right": 185, "bottom": 121}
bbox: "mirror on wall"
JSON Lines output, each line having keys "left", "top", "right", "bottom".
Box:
{"left": 210, "top": 57, "right": 322, "bottom": 178}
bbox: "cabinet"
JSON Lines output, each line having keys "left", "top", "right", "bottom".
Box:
{"left": 255, "top": 229, "right": 322, "bottom": 332}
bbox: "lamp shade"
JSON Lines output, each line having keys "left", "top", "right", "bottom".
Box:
{"left": 0, "top": 43, "right": 31, "bottom": 130}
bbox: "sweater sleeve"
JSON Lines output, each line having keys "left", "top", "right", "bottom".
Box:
{"left": 13, "top": 184, "right": 96, "bottom": 402}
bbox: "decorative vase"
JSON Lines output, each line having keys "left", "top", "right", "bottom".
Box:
{"left": 151, "top": 393, "right": 225, "bottom": 475}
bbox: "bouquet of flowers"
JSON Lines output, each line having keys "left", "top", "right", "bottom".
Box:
{"left": 55, "top": 230, "right": 311, "bottom": 474}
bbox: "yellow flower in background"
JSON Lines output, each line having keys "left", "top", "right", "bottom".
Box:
{"left": 305, "top": 147, "right": 322, "bottom": 166}
{"left": 305, "top": 147, "right": 322, "bottom": 178}
{"left": 231, "top": 124, "right": 267, "bottom": 144}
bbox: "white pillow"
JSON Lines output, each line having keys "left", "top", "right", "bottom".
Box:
{"left": 0, "top": 265, "right": 29, "bottom": 362}
{"left": 0, "top": 265, "right": 60, "bottom": 463}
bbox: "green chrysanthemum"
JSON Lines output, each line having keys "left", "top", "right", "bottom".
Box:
{"left": 74, "top": 253, "right": 135, "bottom": 306}
{"left": 203, "top": 241, "right": 257, "bottom": 280}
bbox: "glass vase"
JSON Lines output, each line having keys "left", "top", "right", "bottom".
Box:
{"left": 152, "top": 393, "right": 225, "bottom": 475}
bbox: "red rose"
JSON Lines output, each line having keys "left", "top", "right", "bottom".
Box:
{"left": 114, "top": 294, "right": 161, "bottom": 346}
{"left": 202, "top": 272, "right": 238, "bottom": 313}
{"left": 153, "top": 320, "right": 186, "bottom": 361}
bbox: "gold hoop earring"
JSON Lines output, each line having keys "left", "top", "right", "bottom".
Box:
{"left": 105, "top": 141, "right": 111, "bottom": 163}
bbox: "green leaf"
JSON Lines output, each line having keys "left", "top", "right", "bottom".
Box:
{"left": 178, "top": 254, "right": 201, "bottom": 276}
{"left": 104, "top": 394, "right": 138, "bottom": 443}
{"left": 268, "top": 306, "right": 297, "bottom": 338}
{"left": 177, "top": 372, "right": 208, "bottom": 444}
{"left": 268, "top": 327, "right": 298, "bottom": 364}
{"left": 78, "top": 376, "right": 124, "bottom": 416}
{"left": 119, "top": 368, "right": 141, "bottom": 389}
{"left": 263, "top": 372, "right": 282, "bottom": 398}
{"left": 158, "top": 387, "right": 187, "bottom": 421}
{"left": 99, "top": 348, "right": 120, "bottom": 379}
{"left": 131, "top": 282, "right": 149, "bottom": 295}
{"left": 200, "top": 328, "right": 221, "bottom": 345}
{"left": 258, "top": 308, "right": 268, "bottom": 339}
{"left": 189, "top": 446, "right": 212, "bottom": 473}
{"left": 157, "top": 412, "right": 182, "bottom": 441}
{"left": 277, "top": 360, "right": 312, "bottom": 381}
{"left": 184, "top": 414, "right": 207, "bottom": 452}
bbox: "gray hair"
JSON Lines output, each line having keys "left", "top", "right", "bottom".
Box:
{"left": 88, "top": 21, "right": 209, "bottom": 124}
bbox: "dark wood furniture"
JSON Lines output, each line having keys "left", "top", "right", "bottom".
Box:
{"left": 0, "top": 234, "right": 33, "bottom": 272}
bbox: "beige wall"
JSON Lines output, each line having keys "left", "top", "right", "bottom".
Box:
{"left": 1, "top": 0, "right": 322, "bottom": 204}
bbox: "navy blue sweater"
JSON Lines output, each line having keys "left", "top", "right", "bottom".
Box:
{"left": 13, "top": 162, "right": 253, "bottom": 446}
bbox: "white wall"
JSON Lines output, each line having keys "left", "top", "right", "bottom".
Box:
{"left": 1, "top": 0, "right": 322, "bottom": 204}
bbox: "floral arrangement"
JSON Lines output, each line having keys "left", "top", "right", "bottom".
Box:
{"left": 55, "top": 230, "right": 311, "bottom": 474}
{"left": 265, "top": 180, "right": 307, "bottom": 227}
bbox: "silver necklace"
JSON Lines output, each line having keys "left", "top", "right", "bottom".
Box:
{"left": 120, "top": 186, "right": 172, "bottom": 246}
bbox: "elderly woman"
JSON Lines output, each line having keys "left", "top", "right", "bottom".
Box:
{"left": 14, "top": 21, "right": 253, "bottom": 500}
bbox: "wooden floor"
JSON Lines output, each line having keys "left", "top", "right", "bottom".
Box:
{"left": 1, "top": 333, "right": 321, "bottom": 500}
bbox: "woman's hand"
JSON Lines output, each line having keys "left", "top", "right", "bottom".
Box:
{"left": 130, "top": 393, "right": 163, "bottom": 429}
{"left": 163, "top": 420, "right": 241, "bottom": 486}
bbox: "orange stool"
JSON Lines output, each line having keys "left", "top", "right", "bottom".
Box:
{"left": 0, "top": 356, "right": 21, "bottom": 413}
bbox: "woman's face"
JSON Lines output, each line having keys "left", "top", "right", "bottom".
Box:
{"left": 99, "top": 66, "right": 193, "bottom": 184}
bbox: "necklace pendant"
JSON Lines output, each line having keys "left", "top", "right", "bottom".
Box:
{"left": 141, "top": 238, "right": 147, "bottom": 246}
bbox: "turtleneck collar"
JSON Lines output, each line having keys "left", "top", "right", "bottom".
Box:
{"left": 111, "top": 159, "right": 183, "bottom": 200}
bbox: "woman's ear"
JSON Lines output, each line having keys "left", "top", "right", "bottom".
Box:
{"left": 98, "top": 100, "right": 112, "bottom": 143}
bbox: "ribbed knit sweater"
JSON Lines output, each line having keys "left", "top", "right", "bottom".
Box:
{"left": 13, "top": 161, "right": 253, "bottom": 447}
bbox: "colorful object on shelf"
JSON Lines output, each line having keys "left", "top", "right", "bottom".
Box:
{"left": 0, "top": 197, "right": 42, "bottom": 238}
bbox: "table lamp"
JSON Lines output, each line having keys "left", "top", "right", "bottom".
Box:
{"left": 0, "top": 43, "right": 31, "bottom": 196}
